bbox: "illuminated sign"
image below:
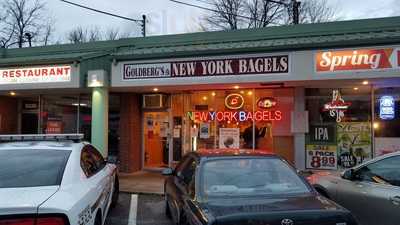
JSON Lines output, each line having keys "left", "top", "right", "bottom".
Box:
{"left": 380, "top": 95, "right": 395, "bottom": 120}
{"left": 316, "top": 48, "right": 394, "bottom": 72}
{"left": 0, "top": 65, "right": 71, "bottom": 85}
{"left": 187, "top": 110, "right": 282, "bottom": 122}
{"left": 257, "top": 97, "right": 277, "bottom": 109}
{"left": 225, "top": 93, "right": 244, "bottom": 110}
{"left": 123, "top": 54, "right": 289, "bottom": 79}
{"left": 323, "top": 90, "right": 351, "bottom": 122}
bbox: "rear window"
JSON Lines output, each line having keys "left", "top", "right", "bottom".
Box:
{"left": 201, "top": 157, "right": 310, "bottom": 198}
{"left": 0, "top": 149, "right": 71, "bottom": 188}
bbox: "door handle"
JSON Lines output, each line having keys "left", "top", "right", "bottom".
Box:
{"left": 390, "top": 196, "right": 400, "bottom": 205}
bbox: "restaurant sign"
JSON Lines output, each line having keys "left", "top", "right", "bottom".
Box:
{"left": 315, "top": 48, "right": 399, "bottom": 72}
{"left": 0, "top": 65, "right": 72, "bottom": 85}
{"left": 123, "top": 55, "right": 289, "bottom": 79}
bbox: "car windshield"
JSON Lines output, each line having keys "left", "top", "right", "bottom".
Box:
{"left": 0, "top": 149, "right": 71, "bottom": 188}
{"left": 201, "top": 157, "right": 310, "bottom": 198}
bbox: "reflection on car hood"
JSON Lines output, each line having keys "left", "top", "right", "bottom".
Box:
{"left": 201, "top": 195, "right": 354, "bottom": 225}
{"left": 202, "top": 194, "right": 343, "bottom": 218}
{"left": 0, "top": 186, "right": 59, "bottom": 215}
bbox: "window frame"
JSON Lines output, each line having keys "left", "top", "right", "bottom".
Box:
{"left": 354, "top": 155, "right": 400, "bottom": 186}
{"left": 80, "top": 145, "right": 106, "bottom": 178}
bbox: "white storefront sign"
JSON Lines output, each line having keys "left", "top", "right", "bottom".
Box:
{"left": 0, "top": 65, "right": 72, "bottom": 85}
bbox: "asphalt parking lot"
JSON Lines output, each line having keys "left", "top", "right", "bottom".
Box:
{"left": 105, "top": 193, "right": 173, "bottom": 225}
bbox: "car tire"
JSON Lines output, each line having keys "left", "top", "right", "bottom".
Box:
{"left": 178, "top": 212, "right": 188, "bottom": 225}
{"left": 94, "top": 212, "right": 102, "bottom": 225}
{"left": 165, "top": 195, "right": 172, "bottom": 218}
{"left": 316, "top": 188, "right": 330, "bottom": 199}
{"left": 110, "top": 176, "right": 120, "bottom": 209}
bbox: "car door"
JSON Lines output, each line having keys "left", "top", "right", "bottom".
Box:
{"left": 336, "top": 155, "right": 400, "bottom": 225}
{"left": 167, "top": 155, "right": 191, "bottom": 224}
{"left": 169, "top": 155, "right": 197, "bottom": 225}
{"left": 81, "top": 145, "right": 110, "bottom": 224}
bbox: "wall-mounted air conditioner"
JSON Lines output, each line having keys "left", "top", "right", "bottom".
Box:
{"left": 142, "top": 94, "right": 168, "bottom": 109}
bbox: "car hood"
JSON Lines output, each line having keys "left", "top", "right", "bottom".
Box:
{"left": 0, "top": 186, "right": 59, "bottom": 215}
{"left": 201, "top": 195, "right": 354, "bottom": 225}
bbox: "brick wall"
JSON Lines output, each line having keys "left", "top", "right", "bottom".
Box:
{"left": 118, "top": 93, "right": 142, "bottom": 173}
{"left": 0, "top": 97, "right": 18, "bottom": 134}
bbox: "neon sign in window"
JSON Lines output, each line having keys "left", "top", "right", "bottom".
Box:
{"left": 380, "top": 96, "right": 395, "bottom": 120}
{"left": 187, "top": 110, "right": 282, "bottom": 122}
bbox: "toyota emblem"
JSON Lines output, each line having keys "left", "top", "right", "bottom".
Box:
{"left": 281, "top": 219, "right": 294, "bottom": 225}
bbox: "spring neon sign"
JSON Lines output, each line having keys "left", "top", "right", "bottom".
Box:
{"left": 187, "top": 110, "right": 282, "bottom": 122}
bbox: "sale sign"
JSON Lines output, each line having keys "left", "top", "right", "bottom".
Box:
{"left": 316, "top": 48, "right": 395, "bottom": 72}
{"left": 306, "top": 145, "right": 338, "bottom": 170}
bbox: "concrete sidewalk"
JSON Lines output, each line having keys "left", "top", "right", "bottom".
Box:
{"left": 119, "top": 171, "right": 166, "bottom": 195}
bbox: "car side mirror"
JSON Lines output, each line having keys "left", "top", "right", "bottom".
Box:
{"left": 162, "top": 168, "right": 174, "bottom": 176}
{"left": 341, "top": 169, "right": 354, "bottom": 180}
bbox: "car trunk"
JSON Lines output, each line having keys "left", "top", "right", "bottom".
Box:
{"left": 203, "top": 195, "right": 355, "bottom": 225}
{"left": 0, "top": 186, "right": 59, "bottom": 215}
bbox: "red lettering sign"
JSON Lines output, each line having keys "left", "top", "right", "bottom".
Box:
{"left": 316, "top": 48, "right": 394, "bottom": 72}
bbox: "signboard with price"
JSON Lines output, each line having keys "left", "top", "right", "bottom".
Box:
{"left": 306, "top": 145, "right": 338, "bottom": 170}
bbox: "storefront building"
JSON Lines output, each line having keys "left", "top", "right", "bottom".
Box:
{"left": 1, "top": 16, "right": 400, "bottom": 172}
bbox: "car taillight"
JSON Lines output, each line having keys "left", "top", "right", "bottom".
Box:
{"left": 0, "top": 218, "right": 35, "bottom": 225}
{"left": 0, "top": 217, "right": 65, "bottom": 225}
{"left": 36, "top": 217, "right": 65, "bottom": 225}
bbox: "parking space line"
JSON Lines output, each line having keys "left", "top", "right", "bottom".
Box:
{"left": 128, "top": 194, "right": 138, "bottom": 225}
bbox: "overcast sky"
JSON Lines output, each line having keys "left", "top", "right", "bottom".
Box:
{"left": 44, "top": 0, "right": 400, "bottom": 42}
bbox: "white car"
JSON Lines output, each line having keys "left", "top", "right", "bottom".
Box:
{"left": 0, "top": 134, "right": 119, "bottom": 225}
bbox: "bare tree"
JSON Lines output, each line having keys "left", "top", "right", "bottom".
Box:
{"left": 245, "top": 0, "right": 285, "bottom": 28}
{"left": 88, "top": 26, "right": 102, "bottom": 42}
{"left": 105, "top": 28, "right": 120, "bottom": 41}
{"left": 202, "top": 0, "right": 246, "bottom": 30}
{"left": 42, "top": 19, "right": 54, "bottom": 46}
{"left": 67, "top": 26, "right": 88, "bottom": 44}
{"left": 202, "top": 0, "right": 338, "bottom": 30}
{"left": 298, "top": 0, "right": 337, "bottom": 24}
{"left": 1, "top": 0, "right": 52, "bottom": 48}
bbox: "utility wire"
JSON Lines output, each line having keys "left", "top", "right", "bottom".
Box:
{"left": 59, "top": 0, "right": 143, "bottom": 23}
{"left": 170, "top": 0, "right": 257, "bottom": 21}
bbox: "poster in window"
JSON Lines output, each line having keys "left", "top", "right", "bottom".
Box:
{"left": 200, "top": 123, "right": 210, "bottom": 139}
{"left": 306, "top": 145, "right": 337, "bottom": 170}
{"left": 219, "top": 128, "right": 240, "bottom": 149}
{"left": 46, "top": 121, "right": 62, "bottom": 134}
{"left": 375, "top": 137, "right": 400, "bottom": 156}
{"left": 337, "top": 122, "right": 372, "bottom": 169}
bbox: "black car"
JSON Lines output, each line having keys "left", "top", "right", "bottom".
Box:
{"left": 163, "top": 149, "right": 358, "bottom": 225}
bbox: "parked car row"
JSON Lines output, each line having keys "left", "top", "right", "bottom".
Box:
{"left": 1, "top": 134, "right": 399, "bottom": 225}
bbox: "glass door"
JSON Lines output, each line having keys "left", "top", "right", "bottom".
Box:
{"left": 143, "top": 111, "right": 171, "bottom": 169}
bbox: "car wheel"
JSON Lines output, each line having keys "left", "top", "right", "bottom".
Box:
{"left": 316, "top": 187, "right": 330, "bottom": 199}
{"left": 110, "top": 176, "right": 120, "bottom": 208}
{"left": 94, "top": 212, "right": 102, "bottom": 225}
{"left": 178, "top": 212, "right": 188, "bottom": 225}
{"left": 165, "top": 195, "right": 172, "bottom": 218}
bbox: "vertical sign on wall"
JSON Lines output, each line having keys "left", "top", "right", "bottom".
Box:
{"left": 324, "top": 90, "right": 351, "bottom": 122}
{"left": 379, "top": 95, "right": 395, "bottom": 120}
{"left": 305, "top": 124, "right": 337, "bottom": 170}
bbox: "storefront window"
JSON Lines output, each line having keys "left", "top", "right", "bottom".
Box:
{"left": 305, "top": 88, "right": 372, "bottom": 170}
{"left": 374, "top": 87, "right": 400, "bottom": 156}
{"left": 182, "top": 88, "right": 294, "bottom": 158}
{"left": 41, "top": 95, "right": 78, "bottom": 134}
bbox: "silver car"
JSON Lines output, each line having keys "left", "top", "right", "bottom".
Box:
{"left": 309, "top": 151, "right": 400, "bottom": 225}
